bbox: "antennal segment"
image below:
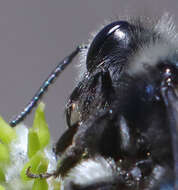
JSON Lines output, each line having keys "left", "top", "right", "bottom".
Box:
{"left": 10, "top": 46, "right": 84, "bottom": 127}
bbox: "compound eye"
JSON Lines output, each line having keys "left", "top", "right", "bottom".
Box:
{"left": 86, "top": 21, "right": 131, "bottom": 71}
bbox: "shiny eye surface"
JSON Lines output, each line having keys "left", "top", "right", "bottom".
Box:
{"left": 86, "top": 21, "right": 131, "bottom": 71}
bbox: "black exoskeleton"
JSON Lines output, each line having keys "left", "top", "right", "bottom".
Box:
{"left": 11, "top": 16, "right": 178, "bottom": 190}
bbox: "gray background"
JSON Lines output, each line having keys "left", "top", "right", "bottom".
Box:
{"left": 0, "top": 0, "right": 178, "bottom": 142}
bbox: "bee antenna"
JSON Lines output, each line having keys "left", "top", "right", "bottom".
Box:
{"left": 10, "top": 45, "right": 86, "bottom": 127}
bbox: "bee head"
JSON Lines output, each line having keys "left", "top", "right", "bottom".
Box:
{"left": 60, "top": 15, "right": 178, "bottom": 189}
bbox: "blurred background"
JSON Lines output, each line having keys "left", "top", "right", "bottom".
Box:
{"left": 0, "top": 0, "right": 178, "bottom": 142}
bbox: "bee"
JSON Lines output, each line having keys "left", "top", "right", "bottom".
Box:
{"left": 10, "top": 14, "right": 178, "bottom": 189}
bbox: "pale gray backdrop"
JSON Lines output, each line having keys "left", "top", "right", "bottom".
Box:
{"left": 0, "top": 0, "right": 178, "bottom": 142}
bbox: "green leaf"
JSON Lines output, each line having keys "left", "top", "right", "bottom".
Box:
{"left": 21, "top": 151, "right": 48, "bottom": 181}
{"left": 0, "top": 185, "right": 5, "bottom": 190}
{"left": 0, "top": 116, "right": 16, "bottom": 144}
{"left": 32, "top": 103, "right": 50, "bottom": 149}
{"left": 32, "top": 179, "right": 48, "bottom": 190}
{"left": 28, "top": 129, "right": 41, "bottom": 158}
{"left": 0, "top": 167, "right": 5, "bottom": 182}
{"left": 0, "top": 143, "right": 9, "bottom": 163}
{"left": 35, "top": 158, "right": 48, "bottom": 174}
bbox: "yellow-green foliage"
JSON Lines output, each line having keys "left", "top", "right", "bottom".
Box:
{"left": 21, "top": 103, "right": 51, "bottom": 189}
{"left": 0, "top": 103, "right": 60, "bottom": 190}
{"left": 0, "top": 117, "right": 16, "bottom": 185}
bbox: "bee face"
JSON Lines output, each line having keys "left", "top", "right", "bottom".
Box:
{"left": 9, "top": 14, "right": 177, "bottom": 189}
{"left": 54, "top": 15, "right": 178, "bottom": 190}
